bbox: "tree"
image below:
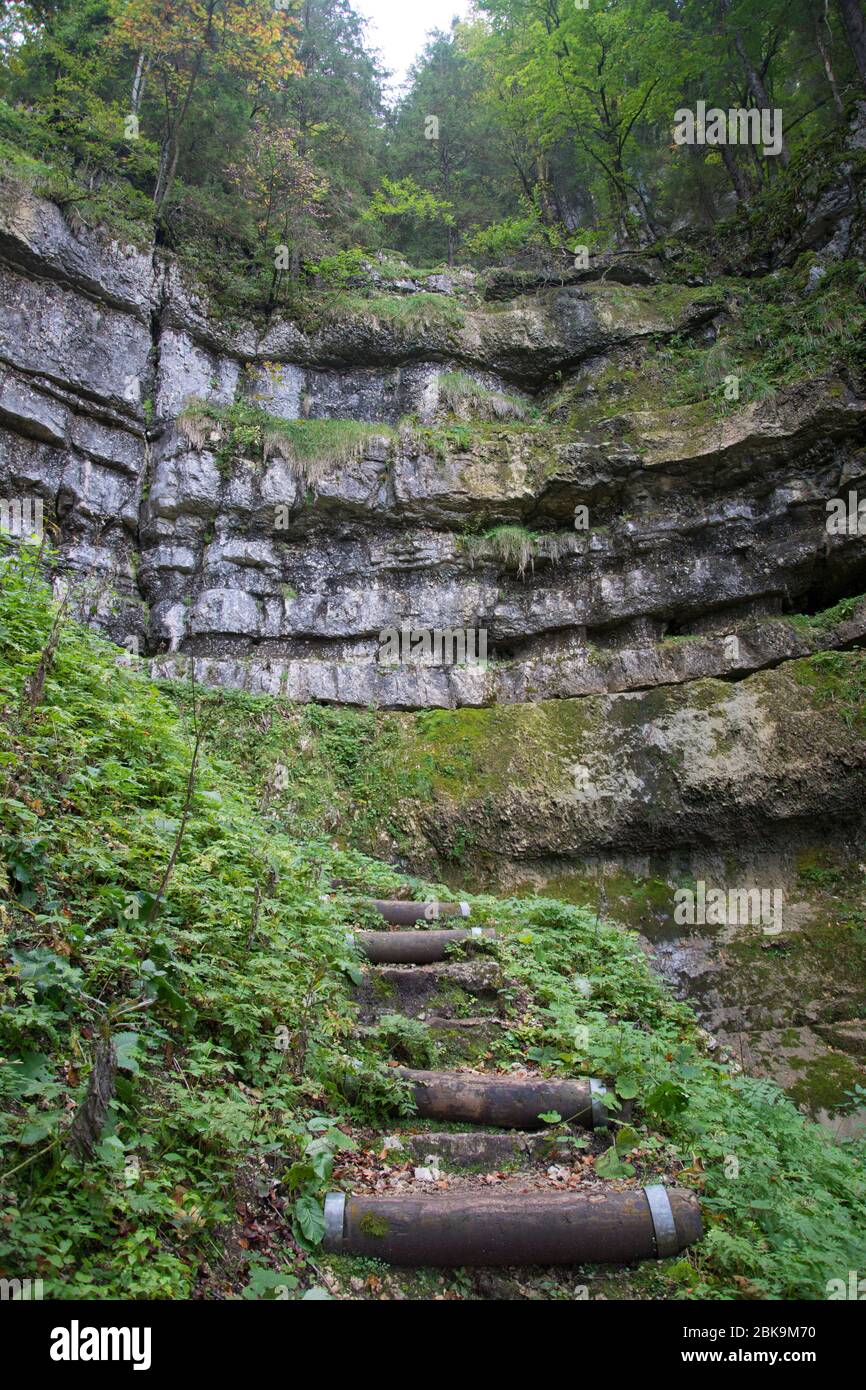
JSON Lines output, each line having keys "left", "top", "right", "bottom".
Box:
{"left": 290, "top": 0, "right": 384, "bottom": 208}
{"left": 387, "top": 26, "right": 500, "bottom": 263}
{"left": 472, "top": 0, "right": 687, "bottom": 243}
{"left": 228, "top": 118, "right": 329, "bottom": 294}
{"left": 108, "top": 0, "right": 302, "bottom": 215}
{"left": 837, "top": 0, "right": 866, "bottom": 82}
{"left": 362, "top": 174, "right": 455, "bottom": 257}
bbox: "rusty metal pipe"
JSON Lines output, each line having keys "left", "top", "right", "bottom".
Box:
{"left": 322, "top": 1186, "right": 702, "bottom": 1266}
{"left": 395, "top": 1068, "right": 610, "bottom": 1129}
{"left": 350, "top": 927, "right": 495, "bottom": 964}
{"left": 369, "top": 900, "right": 472, "bottom": 926}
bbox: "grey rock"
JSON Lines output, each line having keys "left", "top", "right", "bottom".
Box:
{"left": 0, "top": 369, "right": 69, "bottom": 445}
{"left": 70, "top": 416, "right": 144, "bottom": 476}
{"left": 155, "top": 329, "right": 240, "bottom": 420}
{"left": 0, "top": 267, "right": 151, "bottom": 417}
{"left": 0, "top": 183, "right": 157, "bottom": 317}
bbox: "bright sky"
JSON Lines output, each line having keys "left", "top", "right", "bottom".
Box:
{"left": 351, "top": 0, "right": 474, "bottom": 98}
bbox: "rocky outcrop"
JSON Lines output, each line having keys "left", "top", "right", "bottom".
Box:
{"left": 381, "top": 653, "right": 866, "bottom": 867}
{"left": 1, "top": 175, "right": 864, "bottom": 715}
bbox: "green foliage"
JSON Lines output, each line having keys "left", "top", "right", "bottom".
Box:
{"left": 785, "top": 595, "right": 865, "bottom": 632}
{"left": 1, "top": 551, "right": 864, "bottom": 1299}
{"left": 304, "top": 247, "right": 367, "bottom": 290}
{"left": 1, "top": 0, "right": 862, "bottom": 291}
{"left": 465, "top": 213, "right": 557, "bottom": 266}
{"left": 181, "top": 690, "right": 433, "bottom": 853}
{"left": 404, "top": 420, "right": 475, "bottom": 459}
{"left": 484, "top": 895, "right": 866, "bottom": 1300}
{"left": 338, "top": 291, "right": 465, "bottom": 332}
{"left": 364, "top": 176, "right": 454, "bottom": 230}
{"left": 437, "top": 371, "right": 533, "bottom": 422}
{"left": 461, "top": 525, "right": 578, "bottom": 578}
{"left": 793, "top": 650, "right": 866, "bottom": 729}
{"left": 366, "top": 1014, "right": 439, "bottom": 1070}
{"left": 0, "top": 545, "right": 393, "bottom": 1297}
{"left": 630, "top": 258, "right": 866, "bottom": 416}
{"left": 177, "top": 400, "right": 394, "bottom": 483}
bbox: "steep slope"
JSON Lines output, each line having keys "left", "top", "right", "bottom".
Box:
{"left": 2, "top": 552, "right": 865, "bottom": 1300}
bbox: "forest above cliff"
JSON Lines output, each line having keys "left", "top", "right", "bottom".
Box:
{"left": 2, "top": 0, "right": 866, "bottom": 311}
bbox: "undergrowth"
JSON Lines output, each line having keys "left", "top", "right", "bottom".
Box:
{"left": 1, "top": 544, "right": 864, "bottom": 1300}
{"left": 648, "top": 258, "right": 866, "bottom": 413}
{"left": 437, "top": 371, "right": 534, "bottom": 422}
{"left": 337, "top": 292, "right": 465, "bottom": 332}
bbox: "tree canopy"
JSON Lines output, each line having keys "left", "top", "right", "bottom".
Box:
{"left": 0, "top": 0, "right": 863, "bottom": 289}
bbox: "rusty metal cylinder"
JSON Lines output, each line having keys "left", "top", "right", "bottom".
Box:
{"left": 369, "top": 900, "right": 472, "bottom": 926}
{"left": 396, "top": 1068, "right": 611, "bottom": 1130}
{"left": 322, "top": 1185, "right": 703, "bottom": 1266}
{"left": 350, "top": 927, "right": 496, "bottom": 964}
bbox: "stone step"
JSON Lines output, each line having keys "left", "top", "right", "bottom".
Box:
{"left": 349, "top": 927, "right": 495, "bottom": 964}
{"left": 357, "top": 1015, "right": 507, "bottom": 1063}
{"left": 395, "top": 1067, "right": 612, "bottom": 1130}
{"left": 354, "top": 960, "right": 503, "bottom": 1022}
{"left": 322, "top": 1184, "right": 702, "bottom": 1266}
{"left": 382, "top": 1129, "right": 572, "bottom": 1169}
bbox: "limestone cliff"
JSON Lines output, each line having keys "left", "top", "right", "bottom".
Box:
{"left": 1, "top": 114, "right": 865, "bottom": 861}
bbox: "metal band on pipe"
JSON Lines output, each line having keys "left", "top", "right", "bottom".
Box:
{"left": 644, "top": 1184, "right": 678, "bottom": 1257}
{"left": 589, "top": 1077, "right": 608, "bottom": 1129}
{"left": 460, "top": 902, "right": 471, "bottom": 917}
{"left": 324, "top": 1192, "right": 346, "bottom": 1248}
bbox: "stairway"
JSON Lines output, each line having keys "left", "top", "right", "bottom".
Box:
{"left": 323, "top": 900, "right": 702, "bottom": 1275}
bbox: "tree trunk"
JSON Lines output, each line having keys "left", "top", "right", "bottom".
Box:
{"left": 131, "top": 52, "right": 148, "bottom": 115}
{"left": 720, "top": 141, "right": 750, "bottom": 202}
{"left": 814, "top": 9, "right": 845, "bottom": 114}
{"left": 68, "top": 1038, "right": 117, "bottom": 1162}
{"left": 837, "top": 0, "right": 866, "bottom": 81}
{"left": 153, "top": 51, "right": 204, "bottom": 216}
{"left": 733, "top": 32, "right": 790, "bottom": 164}
{"left": 154, "top": 132, "right": 180, "bottom": 216}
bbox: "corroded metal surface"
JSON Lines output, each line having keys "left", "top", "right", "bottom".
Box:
{"left": 396, "top": 1068, "right": 600, "bottom": 1130}
{"left": 323, "top": 1186, "right": 703, "bottom": 1265}
{"left": 352, "top": 927, "right": 495, "bottom": 963}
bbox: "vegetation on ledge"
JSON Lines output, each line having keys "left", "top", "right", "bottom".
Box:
{"left": 178, "top": 401, "right": 395, "bottom": 483}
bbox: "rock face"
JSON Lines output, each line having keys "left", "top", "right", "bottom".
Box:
{"left": 2, "top": 176, "right": 864, "bottom": 716}
{"left": 4, "top": 150, "right": 864, "bottom": 1124}
{"left": 383, "top": 657, "right": 866, "bottom": 864}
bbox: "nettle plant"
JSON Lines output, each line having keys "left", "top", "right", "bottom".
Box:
{"left": 0, "top": 545, "right": 399, "bottom": 1296}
